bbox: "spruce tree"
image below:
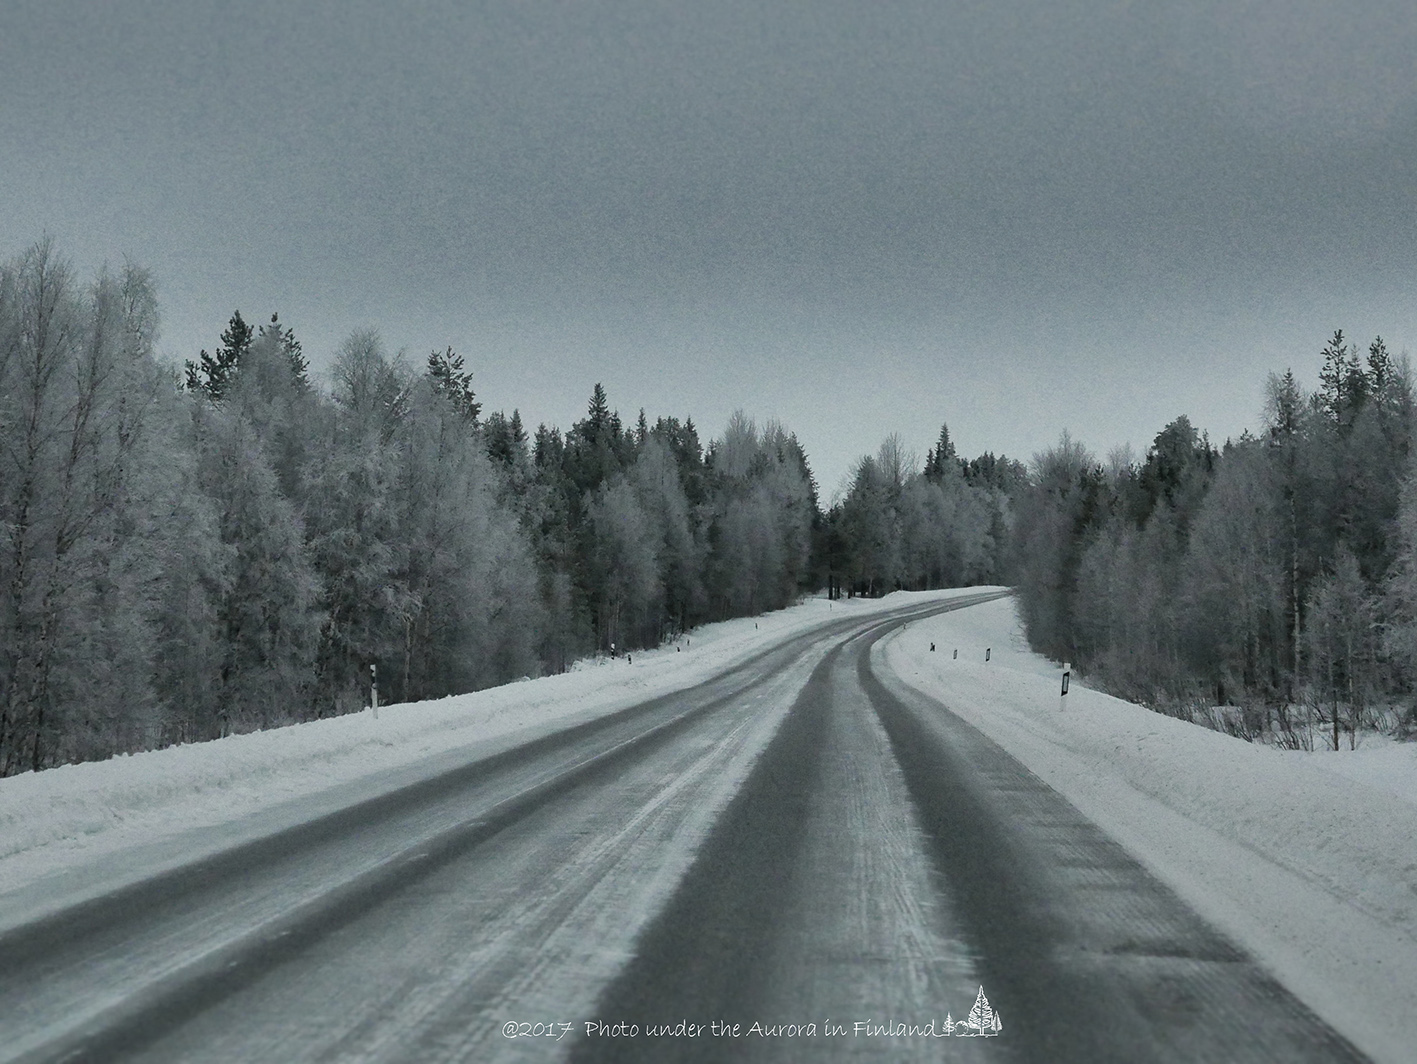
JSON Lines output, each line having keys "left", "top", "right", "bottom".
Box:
{"left": 586, "top": 383, "right": 611, "bottom": 439}
{"left": 184, "top": 310, "right": 254, "bottom": 402}
{"left": 1368, "top": 337, "right": 1396, "bottom": 411}
{"left": 266, "top": 313, "right": 310, "bottom": 393}
{"left": 1318, "top": 330, "right": 1365, "bottom": 430}
{"left": 924, "top": 422, "right": 956, "bottom": 481}
{"left": 427, "top": 346, "right": 480, "bottom": 424}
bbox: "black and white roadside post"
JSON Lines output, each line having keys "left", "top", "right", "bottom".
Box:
{"left": 953, "top": 648, "right": 958, "bottom": 659}
{"left": 371, "top": 663, "right": 379, "bottom": 721}
{"left": 1060, "top": 661, "right": 1071, "bottom": 710}
{"left": 985, "top": 647, "right": 991, "bottom": 662}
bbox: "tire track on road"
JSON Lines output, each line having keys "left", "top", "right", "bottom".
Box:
{"left": 571, "top": 600, "right": 996, "bottom": 1064}
{"left": 863, "top": 641, "right": 1368, "bottom": 1063}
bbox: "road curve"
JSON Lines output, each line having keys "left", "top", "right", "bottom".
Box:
{"left": 1, "top": 590, "right": 1364, "bottom": 1062}
{"left": 573, "top": 610, "right": 1366, "bottom": 1063}
{"left": 0, "top": 593, "right": 996, "bottom": 1063}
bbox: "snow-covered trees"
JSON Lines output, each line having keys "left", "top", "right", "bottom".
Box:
{"left": 28, "top": 235, "right": 1417, "bottom": 771}
{"left": 704, "top": 416, "right": 815, "bottom": 616}
{"left": 394, "top": 383, "right": 543, "bottom": 699}
{"left": 1304, "top": 547, "right": 1380, "bottom": 749}
{"left": 1179, "top": 442, "right": 1287, "bottom": 706}
{"left": 191, "top": 405, "right": 321, "bottom": 731}
{"left": 0, "top": 244, "right": 852, "bottom": 772}
{"left": 587, "top": 478, "right": 662, "bottom": 651}
{"left": 0, "top": 242, "right": 208, "bottom": 768}
{"left": 630, "top": 435, "right": 705, "bottom": 635}
{"left": 825, "top": 426, "right": 1015, "bottom": 599}
{"left": 1012, "top": 336, "right": 1417, "bottom": 741}
{"left": 1385, "top": 465, "right": 1417, "bottom": 691}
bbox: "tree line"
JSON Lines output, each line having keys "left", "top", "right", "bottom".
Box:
{"left": 0, "top": 242, "right": 1027, "bottom": 774}
{"left": 6, "top": 242, "right": 941, "bottom": 773}
{"left": 39, "top": 236, "right": 1407, "bottom": 773}
{"left": 819, "top": 427, "right": 1022, "bottom": 598}
{"left": 1012, "top": 332, "right": 1417, "bottom": 747}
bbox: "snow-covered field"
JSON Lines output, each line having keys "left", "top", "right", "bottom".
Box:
{"left": 881, "top": 598, "right": 1417, "bottom": 1064}
{"left": 0, "top": 588, "right": 986, "bottom": 920}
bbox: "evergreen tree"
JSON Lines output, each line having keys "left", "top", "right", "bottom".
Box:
{"left": 427, "top": 346, "right": 480, "bottom": 424}
{"left": 923, "top": 422, "right": 956, "bottom": 481}
{"left": 965, "top": 987, "right": 995, "bottom": 1034}
{"left": 184, "top": 310, "right": 253, "bottom": 402}
{"left": 485, "top": 410, "right": 529, "bottom": 469}
{"left": 1318, "top": 330, "right": 1367, "bottom": 432}
{"left": 586, "top": 382, "right": 611, "bottom": 440}
{"left": 265, "top": 313, "right": 309, "bottom": 393}
{"left": 1367, "top": 337, "right": 1394, "bottom": 405}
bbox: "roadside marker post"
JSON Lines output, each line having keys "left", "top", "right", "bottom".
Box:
{"left": 1060, "top": 662, "right": 1071, "bottom": 710}
{"left": 985, "top": 648, "right": 991, "bottom": 662}
{"left": 371, "top": 663, "right": 379, "bottom": 720}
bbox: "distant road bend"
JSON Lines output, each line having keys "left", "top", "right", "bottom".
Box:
{"left": 0, "top": 591, "right": 1366, "bottom": 1063}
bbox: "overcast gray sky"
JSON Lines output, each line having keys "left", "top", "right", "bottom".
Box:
{"left": 5, "top": 0, "right": 1417, "bottom": 494}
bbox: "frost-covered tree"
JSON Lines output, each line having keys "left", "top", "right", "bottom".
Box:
{"left": 587, "top": 478, "right": 661, "bottom": 651}
{"left": 1304, "top": 547, "right": 1380, "bottom": 749}
{"left": 394, "top": 383, "right": 543, "bottom": 697}
{"left": 630, "top": 435, "right": 704, "bottom": 636}
{"left": 0, "top": 243, "right": 246, "bottom": 768}
{"left": 1179, "top": 440, "right": 1288, "bottom": 709}
{"left": 190, "top": 405, "right": 320, "bottom": 731}
{"left": 305, "top": 331, "right": 414, "bottom": 714}
{"left": 704, "top": 414, "right": 813, "bottom": 616}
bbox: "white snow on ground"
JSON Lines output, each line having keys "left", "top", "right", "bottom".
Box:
{"left": 0, "top": 588, "right": 987, "bottom": 917}
{"left": 880, "top": 597, "right": 1417, "bottom": 1064}
{"left": 1287, "top": 736, "right": 1417, "bottom": 809}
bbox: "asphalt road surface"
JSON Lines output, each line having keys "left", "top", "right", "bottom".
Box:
{"left": 0, "top": 593, "right": 1366, "bottom": 1062}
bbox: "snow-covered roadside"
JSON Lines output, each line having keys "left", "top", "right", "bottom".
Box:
{"left": 1291, "top": 735, "right": 1417, "bottom": 808}
{"left": 0, "top": 587, "right": 990, "bottom": 917}
{"left": 879, "top": 598, "right": 1417, "bottom": 1064}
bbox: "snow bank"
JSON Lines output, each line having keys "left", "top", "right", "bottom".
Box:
{"left": 0, "top": 588, "right": 990, "bottom": 912}
{"left": 880, "top": 597, "right": 1417, "bottom": 1064}
{"left": 1289, "top": 735, "right": 1417, "bottom": 808}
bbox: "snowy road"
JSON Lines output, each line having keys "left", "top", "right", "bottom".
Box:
{"left": 0, "top": 593, "right": 1369, "bottom": 1062}
{"left": 575, "top": 611, "right": 1365, "bottom": 1063}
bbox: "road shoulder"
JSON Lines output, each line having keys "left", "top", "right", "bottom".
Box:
{"left": 877, "top": 597, "right": 1417, "bottom": 1064}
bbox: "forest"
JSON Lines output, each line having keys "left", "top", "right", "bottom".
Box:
{"left": 1012, "top": 332, "right": 1417, "bottom": 749}
{"left": 0, "top": 241, "right": 1014, "bottom": 774}
{"left": 5, "top": 238, "right": 1413, "bottom": 775}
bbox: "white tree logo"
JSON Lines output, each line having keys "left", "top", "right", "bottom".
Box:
{"left": 956, "top": 986, "right": 1003, "bottom": 1037}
